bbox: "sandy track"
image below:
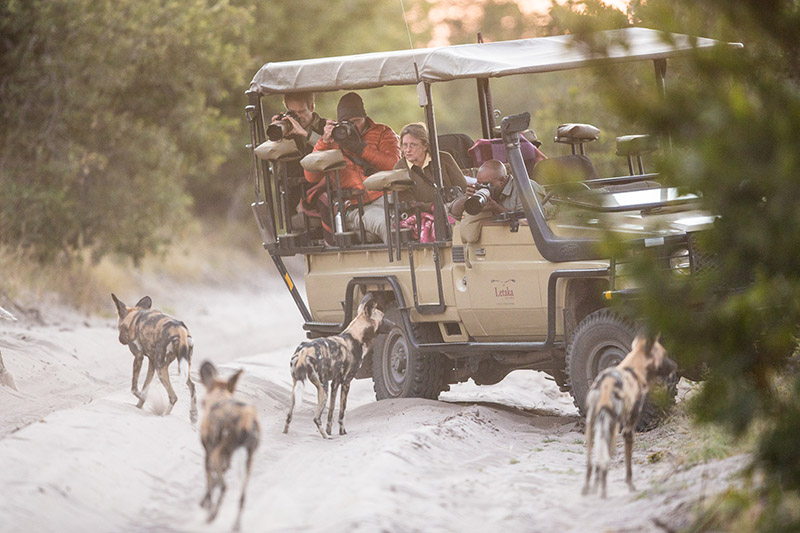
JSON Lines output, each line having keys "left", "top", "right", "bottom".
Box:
{"left": 0, "top": 277, "right": 746, "bottom": 532}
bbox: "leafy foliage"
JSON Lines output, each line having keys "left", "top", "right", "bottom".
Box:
{"left": 552, "top": 0, "right": 800, "bottom": 529}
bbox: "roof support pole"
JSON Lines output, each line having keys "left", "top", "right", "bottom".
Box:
{"left": 422, "top": 82, "right": 449, "bottom": 242}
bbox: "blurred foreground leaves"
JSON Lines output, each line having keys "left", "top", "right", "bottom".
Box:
{"left": 556, "top": 0, "right": 800, "bottom": 529}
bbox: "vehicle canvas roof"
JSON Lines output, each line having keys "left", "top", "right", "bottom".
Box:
{"left": 249, "top": 27, "right": 742, "bottom": 95}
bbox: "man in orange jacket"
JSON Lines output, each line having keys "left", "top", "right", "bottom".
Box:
{"left": 304, "top": 92, "right": 401, "bottom": 243}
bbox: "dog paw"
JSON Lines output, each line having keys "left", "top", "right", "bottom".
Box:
{"left": 339, "top": 427, "right": 347, "bottom": 435}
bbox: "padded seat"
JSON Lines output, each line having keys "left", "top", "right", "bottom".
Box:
{"left": 615, "top": 134, "right": 659, "bottom": 175}
{"left": 554, "top": 123, "right": 600, "bottom": 155}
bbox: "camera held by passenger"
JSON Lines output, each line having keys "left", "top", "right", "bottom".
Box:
{"left": 266, "top": 110, "right": 299, "bottom": 141}
{"left": 331, "top": 120, "right": 361, "bottom": 144}
{"left": 464, "top": 184, "right": 493, "bottom": 215}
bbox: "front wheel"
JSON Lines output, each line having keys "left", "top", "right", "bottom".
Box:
{"left": 372, "top": 309, "right": 445, "bottom": 400}
{"left": 566, "top": 309, "right": 676, "bottom": 430}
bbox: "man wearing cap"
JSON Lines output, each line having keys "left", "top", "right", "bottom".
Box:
{"left": 304, "top": 92, "right": 401, "bottom": 243}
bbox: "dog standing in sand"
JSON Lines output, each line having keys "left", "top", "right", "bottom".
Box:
{"left": 199, "top": 361, "right": 260, "bottom": 532}
{"left": 582, "top": 335, "right": 677, "bottom": 498}
{"left": 284, "top": 293, "right": 394, "bottom": 439}
{"left": 112, "top": 293, "right": 197, "bottom": 423}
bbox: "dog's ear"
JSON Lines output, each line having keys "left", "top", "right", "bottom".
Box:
{"left": 631, "top": 335, "right": 647, "bottom": 352}
{"left": 358, "top": 293, "right": 376, "bottom": 317}
{"left": 227, "top": 369, "right": 244, "bottom": 393}
{"left": 135, "top": 296, "right": 152, "bottom": 310}
{"left": 200, "top": 361, "right": 217, "bottom": 388}
{"left": 111, "top": 293, "right": 128, "bottom": 318}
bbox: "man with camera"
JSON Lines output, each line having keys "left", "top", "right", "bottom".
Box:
{"left": 304, "top": 92, "right": 401, "bottom": 243}
{"left": 450, "top": 160, "right": 521, "bottom": 218}
{"left": 270, "top": 93, "right": 328, "bottom": 219}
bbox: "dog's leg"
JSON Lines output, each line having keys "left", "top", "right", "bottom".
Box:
{"left": 326, "top": 380, "right": 339, "bottom": 436}
{"left": 207, "top": 449, "right": 227, "bottom": 523}
{"left": 156, "top": 365, "right": 178, "bottom": 416}
{"left": 338, "top": 382, "right": 351, "bottom": 435}
{"left": 284, "top": 379, "right": 297, "bottom": 434}
{"left": 600, "top": 467, "right": 608, "bottom": 499}
{"left": 185, "top": 366, "right": 197, "bottom": 424}
{"left": 200, "top": 450, "right": 214, "bottom": 509}
{"left": 131, "top": 355, "right": 145, "bottom": 406}
{"left": 309, "top": 373, "right": 328, "bottom": 439}
{"left": 582, "top": 423, "right": 593, "bottom": 495}
{"left": 623, "top": 429, "right": 635, "bottom": 492}
{"left": 138, "top": 358, "right": 157, "bottom": 409}
{"left": 233, "top": 444, "right": 256, "bottom": 532}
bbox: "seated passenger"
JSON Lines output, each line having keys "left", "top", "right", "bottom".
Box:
{"left": 303, "top": 92, "right": 400, "bottom": 244}
{"left": 395, "top": 122, "right": 468, "bottom": 210}
{"left": 451, "top": 159, "right": 545, "bottom": 218}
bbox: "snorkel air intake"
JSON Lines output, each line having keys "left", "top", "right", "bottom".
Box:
{"left": 501, "top": 112, "right": 603, "bottom": 262}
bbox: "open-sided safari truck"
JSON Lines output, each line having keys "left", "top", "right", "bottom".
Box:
{"left": 245, "top": 27, "right": 741, "bottom": 426}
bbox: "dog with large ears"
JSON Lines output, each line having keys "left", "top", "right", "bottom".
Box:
{"left": 199, "top": 361, "right": 260, "bottom": 532}
{"left": 111, "top": 293, "right": 197, "bottom": 423}
{"left": 582, "top": 334, "right": 677, "bottom": 498}
{"left": 284, "top": 293, "right": 394, "bottom": 438}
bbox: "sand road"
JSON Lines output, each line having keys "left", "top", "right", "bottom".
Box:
{"left": 0, "top": 275, "right": 746, "bottom": 532}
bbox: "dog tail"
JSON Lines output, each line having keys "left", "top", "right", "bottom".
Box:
{"left": 290, "top": 346, "right": 316, "bottom": 384}
{"left": 176, "top": 333, "right": 193, "bottom": 383}
{"left": 592, "top": 408, "right": 616, "bottom": 471}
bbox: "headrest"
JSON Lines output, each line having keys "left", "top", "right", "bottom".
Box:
{"left": 363, "top": 169, "right": 414, "bottom": 191}
{"left": 615, "top": 134, "right": 659, "bottom": 156}
{"left": 254, "top": 139, "right": 302, "bottom": 161}
{"left": 300, "top": 149, "right": 347, "bottom": 172}
{"left": 554, "top": 123, "right": 600, "bottom": 144}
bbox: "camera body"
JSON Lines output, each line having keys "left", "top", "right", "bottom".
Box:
{"left": 266, "top": 110, "right": 299, "bottom": 141}
{"left": 464, "top": 183, "right": 493, "bottom": 215}
{"left": 331, "top": 120, "right": 361, "bottom": 144}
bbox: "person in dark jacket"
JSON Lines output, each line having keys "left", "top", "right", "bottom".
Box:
{"left": 394, "top": 122, "right": 468, "bottom": 209}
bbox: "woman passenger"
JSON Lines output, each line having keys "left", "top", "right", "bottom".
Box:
{"left": 394, "top": 122, "right": 467, "bottom": 209}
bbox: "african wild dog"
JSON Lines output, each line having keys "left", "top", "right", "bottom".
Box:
{"left": 582, "top": 335, "right": 677, "bottom": 498}
{"left": 199, "top": 361, "right": 260, "bottom": 532}
{"left": 284, "top": 293, "right": 394, "bottom": 439}
{"left": 111, "top": 293, "right": 198, "bottom": 423}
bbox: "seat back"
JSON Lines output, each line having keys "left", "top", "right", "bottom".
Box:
{"left": 533, "top": 154, "right": 600, "bottom": 186}
{"left": 437, "top": 133, "right": 475, "bottom": 170}
{"left": 468, "top": 137, "right": 546, "bottom": 177}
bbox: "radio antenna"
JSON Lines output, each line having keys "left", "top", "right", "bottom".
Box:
{"left": 399, "top": 0, "right": 420, "bottom": 80}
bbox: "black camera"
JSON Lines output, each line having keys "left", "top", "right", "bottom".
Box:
{"left": 331, "top": 120, "right": 360, "bottom": 144}
{"left": 266, "top": 110, "right": 299, "bottom": 142}
{"left": 464, "top": 183, "right": 493, "bottom": 215}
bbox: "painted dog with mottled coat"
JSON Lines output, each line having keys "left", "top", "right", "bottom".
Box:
{"left": 112, "top": 293, "right": 198, "bottom": 423}
{"left": 582, "top": 335, "right": 677, "bottom": 498}
{"left": 199, "top": 361, "right": 260, "bottom": 532}
{"left": 284, "top": 293, "right": 394, "bottom": 438}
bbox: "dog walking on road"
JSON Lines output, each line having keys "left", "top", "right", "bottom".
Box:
{"left": 582, "top": 335, "right": 677, "bottom": 498}
{"left": 199, "top": 361, "right": 260, "bottom": 532}
{"left": 112, "top": 294, "right": 198, "bottom": 423}
{"left": 284, "top": 293, "right": 394, "bottom": 438}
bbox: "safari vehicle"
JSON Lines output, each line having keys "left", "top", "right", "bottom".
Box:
{"left": 245, "top": 28, "right": 740, "bottom": 426}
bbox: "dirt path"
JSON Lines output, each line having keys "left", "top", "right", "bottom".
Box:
{"left": 0, "top": 274, "right": 747, "bottom": 532}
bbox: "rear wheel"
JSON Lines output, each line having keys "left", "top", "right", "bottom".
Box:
{"left": 372, "top": 308, "right": 445, "bottom": 400}
{"left": 566, "top": 309, "right": 676, "bottom": 430}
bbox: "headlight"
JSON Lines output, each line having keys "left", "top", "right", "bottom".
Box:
{"left": 669, "top": 248, "right": 691, "bottom": 275}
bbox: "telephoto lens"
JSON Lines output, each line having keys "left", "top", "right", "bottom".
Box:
{"left": 332, "top": 121, "right": 359, "bottom": 143}
{"left": 464, "top": 188, "right": 492, "bottom": 215}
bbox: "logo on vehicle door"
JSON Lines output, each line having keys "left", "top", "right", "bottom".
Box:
{"left": 491, "top": 279, "right": 516, "bottom": 304}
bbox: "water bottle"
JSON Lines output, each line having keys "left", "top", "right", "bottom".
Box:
{"left": 335, "top": 210, "right": 343, "bottom": 233}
